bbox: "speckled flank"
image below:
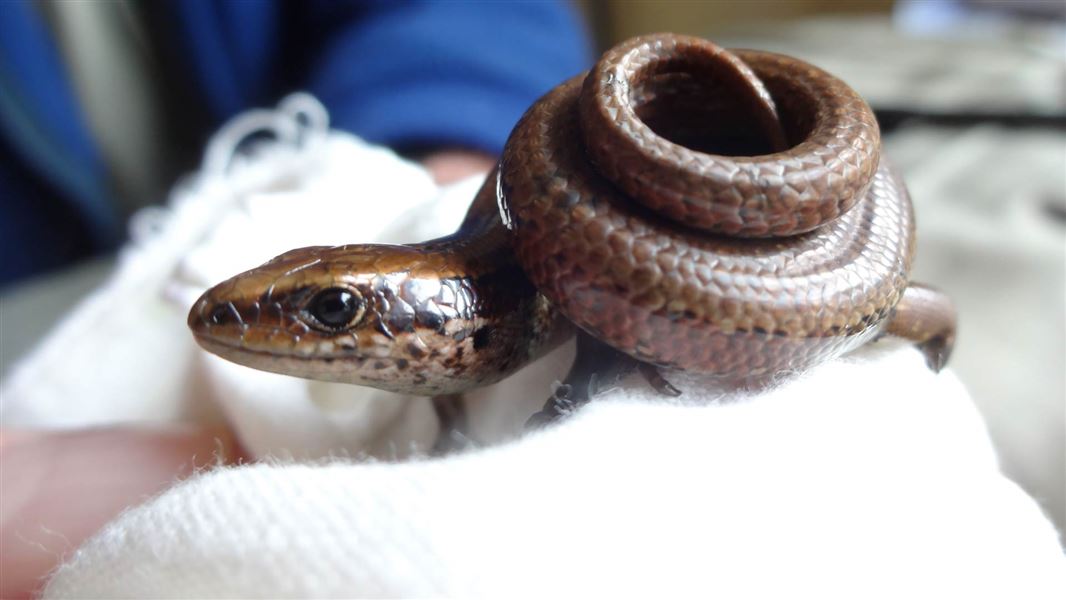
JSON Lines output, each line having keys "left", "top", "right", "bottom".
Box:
{"left": 189, "top": 33, "right": 955, "bottom": 395}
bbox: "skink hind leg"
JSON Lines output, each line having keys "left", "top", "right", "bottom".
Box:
{"left": 885, "top": 283, "right": 957, "bottom": 372}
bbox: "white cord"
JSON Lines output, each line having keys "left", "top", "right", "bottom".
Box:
{"left": 128, "top": 93, "right": 330, "bottom": 247}
{"left": 201, "top": 92, "right": 330, "bottom": 176}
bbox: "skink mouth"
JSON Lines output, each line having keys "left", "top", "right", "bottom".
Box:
{"left": 188, "top": 319, "right": 253, "bottom": 358}
{"left": 189, "top": 328, "right": 328, "bottom": 367}
{"left": 190, "top": 333, "right": 294, "bottom": 361}
{"left": 190, "top": 332, "right": 246, "bottom": 356}
{"left": 190, "top": 328, "right": 421, "bottom": 393}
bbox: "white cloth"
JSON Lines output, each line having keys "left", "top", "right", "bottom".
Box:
{"left": 3, "top": 95, "right": 1062, "bottom": 598}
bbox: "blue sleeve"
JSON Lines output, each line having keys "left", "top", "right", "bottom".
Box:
{"left": 0, "top": 1, "right": 120, "bottom": 285}
{"left": 171, "top": 0, "right": 592, "bottom": 155}
{"left": 0, "top": 1, "right": 119, "bottom": 247}
{"left": 303, "top": 1, "right": 592, "bottom": 155}
{"left": 0, "top": 1, "right": 591, "bottom": 285}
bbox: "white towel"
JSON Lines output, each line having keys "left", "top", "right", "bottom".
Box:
{"left": 3, "top": 95, "right": 1062, "bottom": 598}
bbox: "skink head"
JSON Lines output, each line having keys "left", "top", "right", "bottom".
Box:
{"left": 188, "top": 244, "right": 482, "bottom": 394}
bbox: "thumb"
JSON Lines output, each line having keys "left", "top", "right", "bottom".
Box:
{"left": 0, "top": 425, "right": 243, "bottom": 599}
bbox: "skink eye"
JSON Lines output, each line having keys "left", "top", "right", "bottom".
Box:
{"left": 307, "top": 288, "right": 363, "bottom": 330}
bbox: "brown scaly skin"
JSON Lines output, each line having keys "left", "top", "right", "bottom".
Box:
{"left": 189, "top": 34, "right": 957, "bottom": 427}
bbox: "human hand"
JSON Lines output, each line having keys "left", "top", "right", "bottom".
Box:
{"left": 420, "top": 150, "right": 495, "bottom": 185}
{"left": 0, "top": 426, "right": 244, "bottom": 599}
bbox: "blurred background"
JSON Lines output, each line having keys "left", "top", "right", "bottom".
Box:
{"left": 1, "top": 0, "right": 1063, "bottom": 539}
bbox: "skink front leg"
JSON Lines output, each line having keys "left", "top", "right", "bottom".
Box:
{"left": 525, "top": 332, "right": 641, "bottom": 429}
{"left": 525, "top": 331, "right": 685, "bottom": 429}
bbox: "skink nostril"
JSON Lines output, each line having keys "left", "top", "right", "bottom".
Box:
{"left": 209, "top": 303, "right": 232, "bottom": 326}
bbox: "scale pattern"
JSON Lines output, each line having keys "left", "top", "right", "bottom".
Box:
{"left": 500, "top": 35, "right": 915, "bottom": 381}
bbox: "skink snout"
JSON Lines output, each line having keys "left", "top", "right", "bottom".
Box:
{"left": 188, "top": 289, "right": 246, "bottom": 340}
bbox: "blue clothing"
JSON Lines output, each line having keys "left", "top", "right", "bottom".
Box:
{"left": 0, "top": 0, "right": 590, "bottom": 286}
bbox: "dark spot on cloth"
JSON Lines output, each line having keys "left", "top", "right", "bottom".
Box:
{"left": 374, "top": 361, "right": 388, "bottom": 370}
{"left": 396, "top": 358, "right": 409, "bottom": 370}
{"left": 407, "top": 343, "right": 426, "bottom": 359}
{"left": 473, "top": 326, "right": 493, "bottom": 351}
{"left": 1043, "top": 195, "right": 1066, "bottom": 225}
